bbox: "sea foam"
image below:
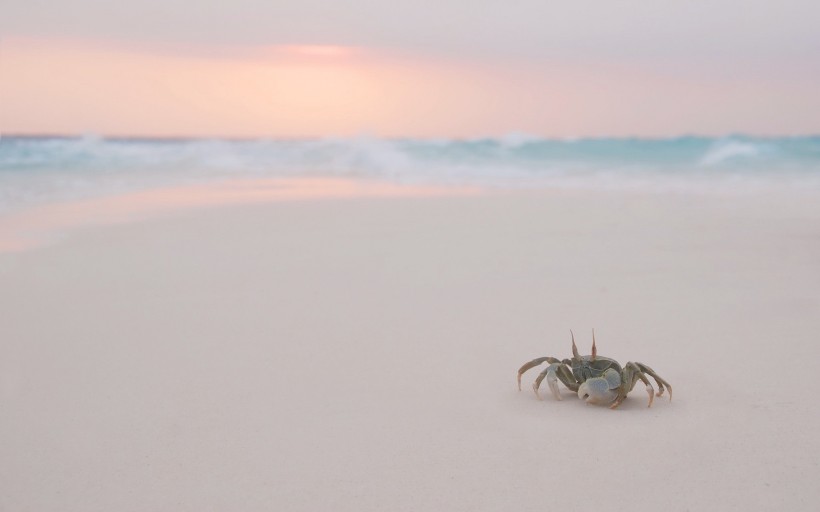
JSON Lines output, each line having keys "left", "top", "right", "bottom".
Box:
{"left": 1, "top": 135, "right": 818, "bottom": 213}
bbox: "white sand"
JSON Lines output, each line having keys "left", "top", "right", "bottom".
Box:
{"left": 1, "top": 184, "right": 819, "bottom": 511}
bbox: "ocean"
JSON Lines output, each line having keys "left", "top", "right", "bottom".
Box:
{"left": 1, "top": 134, "right": 819, "bottom": 214}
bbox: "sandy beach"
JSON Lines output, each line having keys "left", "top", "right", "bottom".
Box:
{"left": 2, "top": 182, "right": 819, "bottom": 511}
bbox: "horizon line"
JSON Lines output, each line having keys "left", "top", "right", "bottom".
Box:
{"left": 3, "top": 131, "right": 819, "bottom": 142}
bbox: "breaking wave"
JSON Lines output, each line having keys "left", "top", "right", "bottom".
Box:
{"left": 1, "top": 134, "right": 819, "bottom": 212}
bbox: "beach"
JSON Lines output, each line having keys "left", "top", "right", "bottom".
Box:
{"left": 1, "top": 183, "right": 819, "bottom": 511}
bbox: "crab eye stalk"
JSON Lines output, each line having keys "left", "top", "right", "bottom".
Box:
{"left": 591, "top": 328, "right": 597, "bottom": 361}
{"left": 570, "top": 330, "right": 580, "bottom": 359}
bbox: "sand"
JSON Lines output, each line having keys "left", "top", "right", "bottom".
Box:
{"left": 1, "top": 182, "right": 819, "bottom": 511}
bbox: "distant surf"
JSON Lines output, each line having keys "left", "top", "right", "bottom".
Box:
{"left": 1, "top": 134, "right": 819, "bottom": 213}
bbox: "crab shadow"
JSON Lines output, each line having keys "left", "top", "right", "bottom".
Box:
{"left": 533, "top": 390, "right": 666, "bottom": 412}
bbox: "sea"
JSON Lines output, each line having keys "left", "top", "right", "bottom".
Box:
{"left": 1, "top": 134, "right": 819, "bottom": 214}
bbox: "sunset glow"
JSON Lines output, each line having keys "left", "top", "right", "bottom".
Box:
{"left": 2, "top": 36, "right": 819, "bottom": 138}
{"left": 278, "top": 45, "right": 357, "bottom": 57}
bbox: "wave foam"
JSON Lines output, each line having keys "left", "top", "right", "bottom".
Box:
{"left": 1, "top": 135, "right": 819, "bottom": 213}
{"left": 699, "top": 139, "right": 765, "bottom": 166}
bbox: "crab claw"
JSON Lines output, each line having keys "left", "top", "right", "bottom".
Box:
{"left": 577, "top": 379, "right": 617, "bottom": 406}
{"left": 577, "top": 368, "right": 621, "bottom": 406}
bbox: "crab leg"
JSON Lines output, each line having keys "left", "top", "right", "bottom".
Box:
{"left": 634, "top": 362, "right": 673, "bottom": 400}
{"left": 533, "top": 363, "right": 577, "bottom": 401}
{"left": 610, "top": 362, "right": 655, "bottom": 410}
{"left": 555, "top": 364, "right": 579, "bottom": 392}
{"left": 533, "top": 365, "right": 561, "bottom": 401}
{"left": 517, "top": 356, "right": 562, "bottom": 390}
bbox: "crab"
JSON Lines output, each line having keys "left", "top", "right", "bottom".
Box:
{"left": 517, "top": 330, "right": 672, "bottom": 409}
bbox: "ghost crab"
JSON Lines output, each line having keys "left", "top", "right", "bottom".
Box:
{"left": 517, "top": 330, "right": 672, "bottom": 409}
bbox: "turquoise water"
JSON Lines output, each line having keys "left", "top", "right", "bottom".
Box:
{"left": 1, "top": 134, "right": 819, "bottom": 212}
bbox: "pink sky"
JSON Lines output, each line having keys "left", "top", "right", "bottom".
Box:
{"left": 1, "top": 36, "right": 818, "bottom": 138}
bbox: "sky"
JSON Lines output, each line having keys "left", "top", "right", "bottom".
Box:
{"left": 1, "top": 0, "right": 819, "bottom": 138}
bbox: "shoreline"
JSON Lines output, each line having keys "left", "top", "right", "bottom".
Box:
{"left": 3, "top": 175, "right": 818, "bottom": 255}
{"left": 0, "top": 177, "right": 480, "bottom": 253}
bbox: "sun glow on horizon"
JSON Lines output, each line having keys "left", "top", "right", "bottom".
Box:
{"left": 277, "top": 45, "right": 357, "bottom": 57}
{"left": 2, "top": 36, "right": 818, "bottom": 138}
{"left": 2, "top": 37, "right": 542, "bottom": 138}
